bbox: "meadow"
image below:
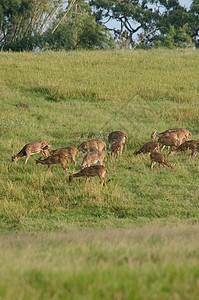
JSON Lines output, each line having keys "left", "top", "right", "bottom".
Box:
{"left": 0, "top": 49, "right": 199, "bottom": 299}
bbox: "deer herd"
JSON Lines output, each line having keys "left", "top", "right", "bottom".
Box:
{"left": 12, "top": 128, "right": 198, "bottom": 185}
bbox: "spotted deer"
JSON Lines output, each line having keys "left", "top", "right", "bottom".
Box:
{"left": 78, "top": 139, "right": 106, "bottom": 153}
{"left": 108, "top": 131, "right": 128, "bottom": 149}
{"left": 12, "top": 140, "right": 50, "bottom": 165}
{"left": 36, "top": 155, "right": 68, "bottom": 172}
{"left": 110, "top": 141, "right": 124, "bottom": 158}
{"left": 134, "top": 141, "right": 159, "bottom": 155}
{"left": 48, "top": 146, "right": 79, "bottom": 165}
{"left": 169, "top": 140, "right": 199, "bottom": 158}
{"left": 80, "top": 151, "right": 107, "bottom": 170}
{"left": 150, "top": 152, "right": 174, "bottom": 170}
{"left": 69, "top": 165, "right": 109, "bottom": 185}
{"left": 157, "top": 135, "right": 180, "bottom": 152}
{"left": 151, "top": 128, "right": 191, "bottom": 143}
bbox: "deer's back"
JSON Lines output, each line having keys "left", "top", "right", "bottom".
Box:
{"left": 78, "top": 140, "right": 105, "bottom": 151}
{"left": 25, "top": 140, "right": 50, "bottom": 153}
{"left": 80, "top": 165, "right": 107, "bottom": 176}
{"left": 108, "top": 131, "right": 126, "bottom": 143}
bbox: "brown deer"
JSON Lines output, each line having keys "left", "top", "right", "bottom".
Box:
{"left": 36, "top": 155, "right": 68, "bottom": 172}
{"left": 69, "top": 165, "right": 109, "bottom": 185}
{"left": 110, "top": 141, "right": 124, "bottom": 157}
{"left": 80, "top": 151, "right": 107, "bottom": 170}
{"left": 12, "top": 140, "right": 50, "bottom": 165}
{"left": 78, "top": 139, "right": 106, "bottom": 153}
{"left": 150, "top": 152, "right": 174, "bottom": 170}
{"left": 169, "top": 140, "right": 199, "bottom": 158}
{"left": 48, "top": 146, "right": 79, "bottom": 165}
{"left": 151, "top": 128, "right": 191, "bottom": 142}
{"left": 157, "top": 135, "right": 180, "bottom": 152}
{"left": 108, "top": 131, "right": 128, "bottom": 149}
{"left": 134, "top": 141, "right": 159, "bottom": 155}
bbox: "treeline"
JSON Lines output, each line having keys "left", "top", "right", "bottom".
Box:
{"left": 0, "top": 0, "right": 198, "bottom": 51}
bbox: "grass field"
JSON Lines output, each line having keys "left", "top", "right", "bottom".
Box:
{"left": 0, "top": 49, "right": 199, "bottom": 299}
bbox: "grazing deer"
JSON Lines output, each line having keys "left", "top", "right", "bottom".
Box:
{"left": 36, "top": 155, "right": 68, "bottom": 172}
{"left": 108, "top": 131, "right": 128, "bottom": 149}
{"left": 12, "top": 140, "right": 50, "bottom": 165}
{"left": 69, "top": 165, "right": 109, "bottom": 185}
{"left": 157, "top": 135, "right": 180, "bottom": 152}
{"left": 134, "top": 141, "right": 159, "bottom": 155}
{"left": 150, "top": 152, "right": 174, "bottom": 170}
{"left": 151, "top": 128, "right": 191, "bottom": 142}
{"left": 80, "top": 151, "right": 107, "bottom": 170}
{"left": 110, "top": 141, "right": 124, "bottom": 158}
{"left": 48, "top": 146, "right": 79, "bottom": 165}
{"left": 169, "top": 140, "right": 199, "bottom": 158}
{"left": 78, "top": 139, "right": 106, "bottom": 153}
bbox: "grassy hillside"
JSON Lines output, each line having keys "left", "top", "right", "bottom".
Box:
{"left": 1, "top": 49, "right": 199, "bottom": 231}
{"left": 0, "top": 48, "right": 199, "bottom": 299}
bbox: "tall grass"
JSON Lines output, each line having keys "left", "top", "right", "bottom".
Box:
{"left": 1, "top": 225, "right": 199, "bottom": 299}
{"left": 0, "top": 49, "right": 199, "bottom": 231}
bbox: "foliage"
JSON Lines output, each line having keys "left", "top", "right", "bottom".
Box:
{"left": 90, "top": 0, "right": 199, "bottom": 49}
{"left": 44, "top": 1, "right": 115, "bottom": 50}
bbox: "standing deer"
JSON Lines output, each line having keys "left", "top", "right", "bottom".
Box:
{"left": 157, "top": 135, "right": 180, "bottom": 152}
{"left": 69, "top": 165, "right": 109, "bottom": 185}
{"left": 150, "top": 152, "right": 174, "bottom": 170}
{"left": 80, "top": 151, "right": 107, "bottom": 169}
{"left": 78, "top": 139, "right": 106, "bottom": 153}
{"left": 108, "top": 131, "right": 128, "bottom": 149}
{"left": 169, "top": 140, "right": 199, "bottom": 158}
{"left": 12, "top": 140, "right": 50, "bottom": 165}
{"left": 36, "top": 155, "right": 68, "bottom": 172}
{"left": 134, "top": 141, "right": 159, "bottom": 155}
{"left": 48, "top": 146, "right": 79, "bottom": 165}
{"left": 110, "top": 141, "right": 124, "bottom": 158}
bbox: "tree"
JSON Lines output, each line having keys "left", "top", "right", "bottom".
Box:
{"left": 89, "top": 0, "right": 159, "bottom": 48}
{"left": 89, "top": 0, "right": 198, "bottom": 49}
{"left": 44, "top": 0, "right": 115, "bottom": 50}
{"left": 0, "top": 0, "right": 65, "bottom": 51}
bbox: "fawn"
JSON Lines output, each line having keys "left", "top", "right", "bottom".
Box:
{"left": 150, "top": 152, "right": 174, "bottom": 170}
{"left": 169, "top": 140, "right": 199, "bottom": 158}
{"left": 80, "top": 151, "right": 107, "bottom": 169}
{"left": 12, "top": 140, "right": 50, "bottom": 165}
{"left": 36, "top": 155, "right": 68, "bottom": 172}
{"left": 48, "top": 146, "right": 79, "bottom": 165}
{"left": 110, "top": 141, "right": 124, "bottom": 157}
{"left": 108, "top": 131, "right": 128, "bottom": 149}
{"left": 134, "top": 141, "right": 159, "bottom": 155}
{"left": 69, "top": 165, "right": 109, "bottom": 185}
{"left": 78, "top": 139, "right": 106, "bottom": 153}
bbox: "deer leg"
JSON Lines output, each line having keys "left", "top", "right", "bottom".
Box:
{"left": 151, "top": 161, "right": 156, "bottom": 170}
{"left": 85, "top": 177, "right": 88, "bottom": 183}
{"left": 61, "top": 161, "right": 67, "bottom": 172}
{"left": 25, "top": 154, "right": 30, "bottom": 165}
{"left": 47, "top": 164, "right": 52, "bottom": 172}
{"left": 160, "top": 145, "right": 165, "bottom": 152}
{"left": 42, "top": 150, "right": 49, "bottom": 158}
{"left": 99, "top": 174, "right": 105, "bottom": 186}
{"left": 158, "top": 163, "right": 161, "bottom": 170}
{"left": 184, "top": 150, "right": 187, "bottom": 156}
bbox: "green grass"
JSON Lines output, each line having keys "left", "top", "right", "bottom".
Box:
{"left": 1, "top": 225, "right": 199, "bottom": 299}
{"left": 1, "top": 49, "right": 199, "bottom": 231}
{"left": 0, "top": 48, "right": 199, "bottom": 298}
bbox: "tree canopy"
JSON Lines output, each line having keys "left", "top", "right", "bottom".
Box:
{"left": 0, "top": 0, "right": 198, "bottom": 51}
